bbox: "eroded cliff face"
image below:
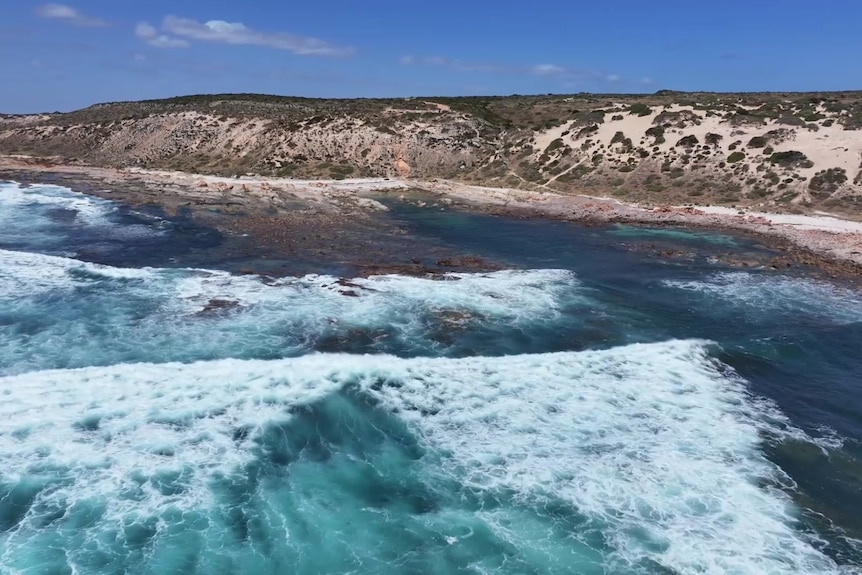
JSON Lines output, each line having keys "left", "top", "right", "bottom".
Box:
{"left": 0, "top": 110, "right": 484, "bottom": 179}
{"left": 3, "top": 92, "right": 862, "bottom": 212}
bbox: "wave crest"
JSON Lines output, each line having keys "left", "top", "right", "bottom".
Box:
{"left": 0, "top": 341, "right": 846, "bottom": 573}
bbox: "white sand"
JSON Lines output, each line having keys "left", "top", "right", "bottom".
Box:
{"left": 693, "top": 206, "right": 862, "bottom": 233}
{"left": 531, "top": 103, "right": 862, "bottom": 198}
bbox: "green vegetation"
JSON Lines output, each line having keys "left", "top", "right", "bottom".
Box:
{"left": 727, "top": 113, "right": 766, "bottom": 127}
{"left": 577, "top": 124, "right": 599, "bottom": 138}
{"left": 645, "top": 126, "right": 665, "bottom": 144}
{"left": 765, "top": 128, "right": 792, "bottom": 143}
{"left": 611, "top": 131, "right": 631, "bottom": 145}
{"left": 654, "top": 110, "right": 702, "bottom": 128}
{"left": 776, "top": 114, "right": 806, "bottom": 127}
{"left": 627, "top": 103, "right": 652, "bottom": 117}
{"left": 705, "top": 133, "right": 723, "bottom": 146}
{"left": 676, "top": 135, "right": 699, "bottom": 148}
{"left": 769, "top": 150, "right": 813, "bottom": 169}
{"left": 775, "top": 190, "right": 798, "bottom": 203}
{"left": 557, "top": 164, "right": 594, "bottom": 182}
{"left": 808, "top": 168, "right": 848, "bottom": 195}
{"left": 276, "top": 164, "right": 296, "bottom": 176}
{"left": 520, "top": 162, "right": 546, "bottom": 183}
{"left": 544, "top": 138, "right": 566, "bottom": 154}
{"left": 571, "top": 110, "right": 606, "bottom": 127}
{"left": 727, "top": 151, "right": 746, "bottom": 163}
{"left": 840, "top": 113, "right": 862, "bottom": 130}
{"left": 747, "top": 136, "right": 768, "bottom": 148}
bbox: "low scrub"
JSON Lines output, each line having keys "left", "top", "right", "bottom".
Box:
{"left": 705, "top": 133, "right": 723, "bottom": 146}
{"left": 776, "top": 114, "right": 807, "bottom": 127}
{"left": 557, "top": 164, "right": 594, "bottom": 182}
{"left": 645, "top": 126, "right": 665, "bottom": 144}
{"left": 627, "top": 103, "right": 652, "bottom": 117}
{"left": 653, "top": 110, "right": 702, "bottom": 128}
{"left": 610, "top": 131, "right": 633, "bottom": 148}
{"left": 676, "top": 135, "right": 699, "bottom": 148}
{"left": 808, "top": 167, "right": 848, "bottom": 194}
{"left": 769, "top": 150, "right": 813, "bottom": 169}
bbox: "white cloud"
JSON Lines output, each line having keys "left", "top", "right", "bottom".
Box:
{"left": 135, "top": 21, "right": 188, "bottom": 48}
{"left": 532, "top": 64, "right": 565, "bottom": 76}
{"left": 640, "top": 77, "right": 654, "bottom": 84}
{"left": 400, "top": 56, "right": 627, "bottom": 81}
{"left": 36, "top": 4, "right": 76, "bottom": 18}
{"left": 135, "top": 22, "right": 157, "bottom": 39}
{"left": 34, "top": 3, "right": 107, "bottom": 27}
{"left": 161, "top": 15, "right": 352, "bottom": 56}
{"left": 148, "top": 35, "right": 189, "bottom": 48}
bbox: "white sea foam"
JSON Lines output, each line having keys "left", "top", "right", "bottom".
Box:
{"left": 0, "top": 181, "right": 115, "bottom": 224}
{"left": 665, "top": 272, "right": 862, "bottom": 324}
{"left": 0, "top": 249, "right": 583, "bottom": 373}
{"left": 0, "top": 249, "right": 155, "bottom": 297}
{"left": 172, "top": 267, "right": 577, "bottom": 323}
{"left": 1, "top": 247, "right": 575, "bottom": 317}
{"left": 0, "top": 248, "right": 174, "bottom": 296}
{"left": 0, "top": 341, "right": 851, "bottom": 573}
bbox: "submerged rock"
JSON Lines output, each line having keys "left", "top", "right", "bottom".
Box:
{"left": 195, "top": 298, "right": 241, "bottom": 316}
{"left": 433, "top": 309, "right": 482, "bottom": 329}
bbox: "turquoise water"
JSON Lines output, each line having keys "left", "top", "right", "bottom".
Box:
{"left": 1, "top": 181, "right": 861, "bottom": 574}
{"left": 607, "top": 223, "right": 741, "bottom": 246}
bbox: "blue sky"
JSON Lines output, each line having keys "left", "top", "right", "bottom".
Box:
{"left": 2, "top": 1, "right": 860, "bottom": 113}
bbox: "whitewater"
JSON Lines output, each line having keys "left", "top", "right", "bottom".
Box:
{"left": 1, "top": 181, "right": 861, "bottom": 574}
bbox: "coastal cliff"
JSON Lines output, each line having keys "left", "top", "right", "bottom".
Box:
{"left": 3, "top": 91, "right": 862, "bottom": 214}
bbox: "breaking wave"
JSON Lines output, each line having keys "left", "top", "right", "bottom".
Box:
{"left": 0, "top": 341, "right": 850, "bottom": 574}
{"left": 0, "top": 248, "right": 586, "bottom": 375}
{"left": 664, "top": 272, "right": 862, "bottom": 325}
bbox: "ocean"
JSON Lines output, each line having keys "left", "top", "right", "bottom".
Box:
{"left": 1, "top": 180, "right": 861, "bottom": 574}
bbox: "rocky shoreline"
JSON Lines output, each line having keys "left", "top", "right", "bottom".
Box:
{"left": 0, "top": 157, "right": 503, "bottom": 278}
{"left": 408, "top": 180, "right": 862, "bottom": 278}
{"left": 3, "top": 156, "right": 862, "bottom": 279}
